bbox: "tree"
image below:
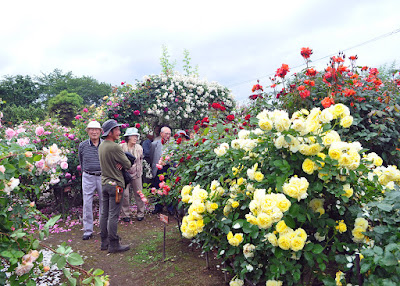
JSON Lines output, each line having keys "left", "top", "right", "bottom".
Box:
{"left": 36, "top": 69, "right": 111, "bottom": 106}
{"left": 48, "top": 90, "right": 83, "bottom": 126}
{"left": 0, "top": 75, "right": 41, "bottom": 107}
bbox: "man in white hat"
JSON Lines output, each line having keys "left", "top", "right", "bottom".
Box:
{"left": 78, "top": 120, "right": 103, "bottom": 240}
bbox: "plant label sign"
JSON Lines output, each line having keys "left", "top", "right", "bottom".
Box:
{"left": 160, "top": 214, "right": 169, "bottom": 224}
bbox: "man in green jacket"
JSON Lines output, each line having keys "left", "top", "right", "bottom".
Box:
{"left": 98, "top": 119, "right": 132, "bottom": 253}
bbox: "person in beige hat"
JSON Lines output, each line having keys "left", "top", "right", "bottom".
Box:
{"left": 78, "top": 120, "right": 103, "bottom": 240}
{"left": 120, "top": 127, "right": 145, "bottom": 222}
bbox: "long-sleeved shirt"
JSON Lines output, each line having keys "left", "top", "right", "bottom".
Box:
{"left": 98, "top": 140, "right": 132, "bottom": 187}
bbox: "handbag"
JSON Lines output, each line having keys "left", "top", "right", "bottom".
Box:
{"left": 122, "top": 169, "right": 132, "bottom": 188}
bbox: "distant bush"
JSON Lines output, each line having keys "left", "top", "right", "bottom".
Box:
{"left": 1, "top": 104, "right": 47, "bottom": 126}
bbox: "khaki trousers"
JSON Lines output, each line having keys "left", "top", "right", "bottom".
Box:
{"left": 120, "top": 176, "right": 145, "bottom": 219}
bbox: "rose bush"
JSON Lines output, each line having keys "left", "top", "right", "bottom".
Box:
{"left": 0, "top": 111, "right": 108, "bottom": 285}
{"left": 254, "top": 49, "right": 400, "bottom": 166}
{"left": 164, "top": 103, "right": 399, "bottom": 285}
{"left": 102, "top": 72, "right": 235, "bottom": 130}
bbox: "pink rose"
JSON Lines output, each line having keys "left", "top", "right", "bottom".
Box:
{"left": 35, "top": 127, "right": 45, "bottom": 136}
{"left": 5, "top": 128, "right": 16, "bottom": 139}
{"left": 75, "top": 115, "right": 82, "bottom": 120}
{"left": 0, "top": 165, "right": 5, "bottom": 173}
{"left": 35, "top": 160, "right": 45, "bottom": 169}
{"left": 134, "top": 110, "right": 140, "bottom": 116}
{"left": 77, "top": 165, "right": 82, "bottom": 171}
{"left": 60, "top": 161, "right": 68, "bottom": 170}
{"left": 45, "top": 122, "right": 51, "bottom": 126}
{"left": 83, "top": 108, "right": 88, "bottom": 112}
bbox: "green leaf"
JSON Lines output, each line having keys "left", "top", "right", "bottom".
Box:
{"left": 67, "top": 253, "right": 84, "bottom": 266}
{"left": 67, "top": 277, "right": 77, "bottom": 286}
{"left": 216, "top": 123, "right": 225, "bottom": 134}
{"left": 284, "top": 216, "right": 295, "bottom": 229}
{"left": 377, "top": 203, "right": 393, "bottom": 212}
{"left": 382, "top": 252, "right": 398, "bottom": 266}
{"left": 312, "top": 244, "right": 324, "bottom": 254}
{"left": 94, "top": 276, "right": 103, "bottom": 286}
{"left": 82, "top": 277, "right": 93, "bottom": 284}
{"left": 57, "top": 255, "right": 67, "bottom": 269}
{"left": 44, "top": 214, "right": 61, "bottom": 230}
{"left": 93, "top": 269, "right": 104, "bottom": 276}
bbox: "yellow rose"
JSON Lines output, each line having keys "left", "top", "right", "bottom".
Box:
{"left": 275, "top": 220, "right": 287, "bottom": 233}
{"left": 309, "top": 198, "right": 324, "bottom": 211}
{"left": 211, "top": 203, "right": 218, "bottom": 210}
{"left": 245, "top": 214, "right": 258, "bottom": 225}
{"left": 276, "top": 196, "right": 291, "bottom": 212}
{"left": 328, "top": 147, "right": 342, "bottom": 160}
{"left": 340, "top": 115, "right": 353, "bottom": 128}
{"left": 259, "top": 118, "right": 273, "bottom": 131}
{"left": 227, "top": 231, "right": 233, "bottom": 240}
{"left": 277, "top": 235, "right": 291, "bottom": 250}
{"left": 342, "top": 184, "right": 353, "bottom": 198}
{"left": 302, "top": 158, "right": 316, "bottom": 175}
{"left": 290, "top": 236, "right": 305, "bottom": 251}
{"left": 332, "top": 103, "right": 346, "bottom": 117}
{"left": 231, "top": 201, "right": 239, "bottom": 208}
{"left": 257, "top": 213, "right": 273, "bottom": 229}
{"left": 266, "top": 233, "right": 278, "bottom": 246}
{"left": 352, "top": 226, "right": 366, "bottom": 243}
{"left": 254, "top": 171, "right": 264, "bottom": 182}
{"left": 316, "top": 207, "right": 325, "bottom": 216}
{"left": 336, "top": 220, "right": 347, "bottom": 233}
{"left": 354, "top": 218, "right": 368, "bottom": 229}
{"left": 266, "top": 280, "right": 283, "bottom": 286}
{"left": 181, "top": 185, "right": 192, "bottom": 196}
{"left": 308, "top": 143, "right": 322, "bottom": 156}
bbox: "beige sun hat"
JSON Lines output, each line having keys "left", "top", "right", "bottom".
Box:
{"left": 85, "top": 121, "right": 102, "bottom": 131}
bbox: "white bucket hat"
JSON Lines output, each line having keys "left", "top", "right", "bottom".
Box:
{"left": 124, "top": 127, "right": 140, "bottom": 138}
{"left": 85, "top": 121, "right": 102, "bottom": 131}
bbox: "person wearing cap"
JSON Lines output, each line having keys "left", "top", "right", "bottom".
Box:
{"left": 120, "top": 127, "right": 145, "bottom": 222}
{"left": 98, "top": 119, "right": 133, "bottom": 253}
{"left": 78, "top": 120, "right": 103, "bottom": 241}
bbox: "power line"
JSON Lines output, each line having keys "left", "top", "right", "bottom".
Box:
{"left": 227, "top": 27, "right": 400, "bottom": 88}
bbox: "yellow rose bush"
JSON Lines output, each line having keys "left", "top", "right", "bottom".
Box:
{"left": 169, "top": 102, "right": 400, "bottom": 285}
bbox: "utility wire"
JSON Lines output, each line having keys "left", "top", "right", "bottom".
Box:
{"left": 227, "top": 27, "right": 400, "bottom": 88}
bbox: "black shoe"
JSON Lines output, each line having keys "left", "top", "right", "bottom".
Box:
{"left": 82, "top": 234, "right": 93, "bottom": 240}
{"left": 137, "top": 217, "right": 144, "bottom": 221}
{"left": 108, "top": 242, "right": 130, "bottom": 253}
{"left": 122, "top": 217, "right": 130, "bottom": 222}
{"left": 101, "top": 239, "right": 109, "bottom": 251}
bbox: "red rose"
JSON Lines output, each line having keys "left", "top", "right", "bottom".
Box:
{"left": 159, "top": 174, "right": 165, "bottom": 181}
{"left": 135, "top": 123, "right": 141, "bottom": 128}
{"left": 186, "top": 154, "right": 192, "bottom": 160}
{"left": 134, "top": 110, "right": 140, "bottom": 116}
{"left": 193, "top": 125, "right": 199, "bottom": 132}
{"left": 243, "top": 122, "right": 248, "bottom": 126}
{"left": 202, "top": 138, "right": 207, "bottom": 143}
{"left": 321, "top": 97, "right": 335, "bottom": 108}
{"left": 194, "top": 142, "right": 199, "bottom": 147}
{"left": 175, "top": 176, "right": 181, "bottom": 183}
{"left": 121, "top": 82, "right": 125, "bottom": 85}
{"left": 226, "top": 115, "right": 235, "bottom": 121}
{"left": 300, "top": 47, "right": 313, "bottom": 59}
{"left": 179, "top": 157, "right": 184, "bottom": 163}
{"left": 202, "top": 117, "right": 209, "bottom": 123}
{"left": 220, "top": 106, "right": 226, "bottom": 111}
{"left": 225, "top": 128, "right": 229, "bottom": 133}
{"left": 176, "top": 138, "right": 182, "bottom": 144}
{"left": 245, "top": 114, "right": 251, "bottom": 120}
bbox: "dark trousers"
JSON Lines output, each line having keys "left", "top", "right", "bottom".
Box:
{"left": 100, "top": 184, "right": 122, "bottom": 242}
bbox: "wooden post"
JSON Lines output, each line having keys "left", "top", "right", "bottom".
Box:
{"left": 205, "top": 251, "right": 210, "bottom": 269}
{"left": 160, "top": 214, "right": 169, "bottom": 262}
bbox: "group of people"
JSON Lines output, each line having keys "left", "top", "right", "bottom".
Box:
{"left": 78, "top": 119, "right": 188, "bottom": 253}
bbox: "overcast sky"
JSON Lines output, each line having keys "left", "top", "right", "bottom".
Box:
{"left": 1, "top": 0, "right": 399, "bottom": 103}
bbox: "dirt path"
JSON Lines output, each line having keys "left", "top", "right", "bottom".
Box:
{"left": 44, "top": 213, "right": 227, "bottom": 286}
